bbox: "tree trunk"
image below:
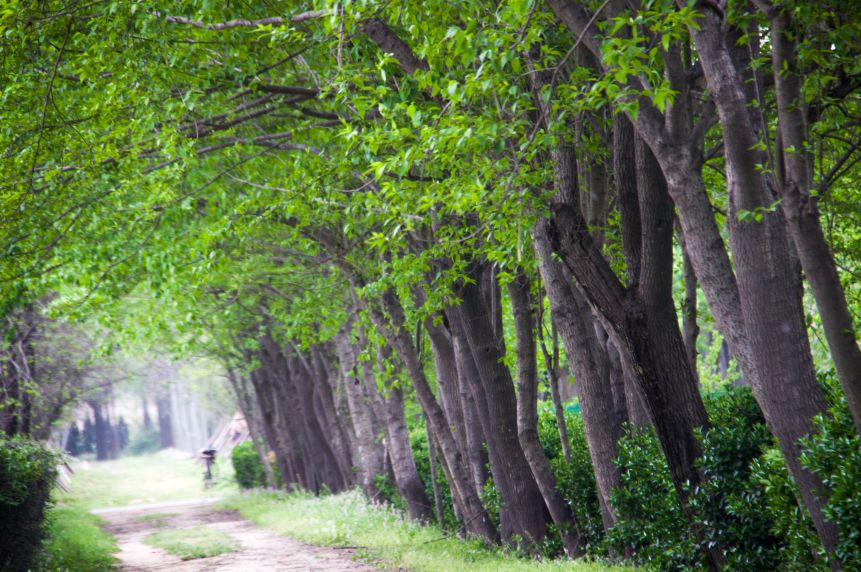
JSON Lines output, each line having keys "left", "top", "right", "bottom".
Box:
{"left": 679, "top": 222, "right": 700, "bottom": 384}
{"left": 766, "top": 8, "right": 861, "bottom": 436}
{"left": 448, "top": 263, "right": 549, "bottom": 549}
{"left": 689, "top": 7, "right": 839, "bottom": 556}
{"left": 376, "top": 343, "right": 433, "bottom": 522}
{"left": 534, "top": 228, "right": 624, "bottom": 531}
{"left": 369, "top": 288, "right": 497, "bottom": 543}
{"left": 422, "top": 309, "right": 487, "bottom": 497}
{"left": 426, "top": 419, "right": 446, "bottom": 527}
{"left": 91, "top": 402, "right": 109, "bottom": 461}
{"left": 310, "top": 345, "right": 355, "bottom": 486}
{"left": 250, "top": 367, "right": 296, "bottom": 487}
{"left": 226, "top": 367, "right": 276, "bottom": 489}
{"left": 156, "top": 387, "right": 174, "bottom": 449}
{"left": 286, "top": 349, "right": 346, "bottom": 493}
{"left": 509, "top": 271, "right": 584, "bottom": 556}
{"left": 141, "top": 396, "right": 152, "bottom": 431}
{"left": 537, "top": 311, "right": 573, "bottom": 464}
{"left": 334, "top": 324, "right": 386, "bottom": 499}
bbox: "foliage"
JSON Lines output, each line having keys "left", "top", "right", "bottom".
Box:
{"left": 37, "top": 506, "right": 118, "bottom": 571}
{"left": 231, "top": 440, "right": 267, "bottom": 490}
{"left": 537, "top": 405, "right": 605, "bottom": 554}
{"left": 606, "top": 386, "right": 778, "bottom": 570}
{"left": 802, "top": 386, "right": 861, "bottom": 568}
{"left": 744, "top": 377, "right": 861, "bottom": 571}
{"left": 144, "top": 526, "right": 238, "bottom": 560}
{"left": 0, "top": 436, "right": 59, "bottom": 572}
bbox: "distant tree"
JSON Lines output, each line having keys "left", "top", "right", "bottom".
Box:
{"left": 117, "top": 417, "right": 129, "bottom": 451}
{"left": 82, "top": 417, "right": 95, "bottom": 454}
{"left": 65, "top": 423, "right": 81, "bottom": 457}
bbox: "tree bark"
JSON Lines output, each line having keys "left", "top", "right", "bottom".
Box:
{"left": 537, "top": 310, "right": 574, "bottom": 464}
{"left": 368, "top": 288, "right": 497, "bottom": 543}
{"left": 765, "top": 7, "right": 861, "bottom": 436}
{"left": 688, "top": 6, "right": 839, "bottom": 556}
{"left": 310, "top": 345, "right": 355, "bottom": 486}
{"left": 509, "top": 271, "right": 584, "bottom": 556}
{"left": 334, "top": 324, "right": 386, "bottom": 499}
{"left": 375, "top": 343, "right": 433, "bottom": 522}
{"left": 534, "top": 228, "right": 623, "bottom": 531}
{"left": 447, "top": 263, "right": 549, "bottom": 550}
{"left": 156, "top": 386, "right": 174, "bottom": 450}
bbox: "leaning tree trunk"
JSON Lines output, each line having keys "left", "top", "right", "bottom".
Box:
{"left": 422, "top": 308, "right": 488, "bottom": 499}
{"left": 509, "top": 271, "right": 584, "bottom": 556}
{"left": 368, "top": 288, "right": 497, "bottom": 543}
{"left": 534, "top": 229, "right": 624, "bottom": 531}
{"left": 447, "top": 263, "right": 549, "bottom": 550}
{"left": 689, "top": 8, "right": 839, "bottom": 556}
{"left": 375, "top": 344, "right": 433, "bottom": 522}
{"left": 334, "top": 324, "right": 386, "bottom": 500}
{"left": 765, "top": 8, "right": 861, "bottom": 436}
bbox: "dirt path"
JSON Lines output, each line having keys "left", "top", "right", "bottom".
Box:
{"left": 96, "top": 498, "right": 383, "bottom": 571}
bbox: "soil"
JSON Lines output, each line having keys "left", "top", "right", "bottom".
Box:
{"left": 96, "top": 498, "right": 383, "bottom": 571}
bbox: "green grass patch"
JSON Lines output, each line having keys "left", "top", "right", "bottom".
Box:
{"left": 144, "top": 526, "right": 238, "bottom": 560}
{"left": 134, "top": 511, "right": 179, "bottom": 527}
{"left": 57, "top": 451, "right": 236, "bottom": 510}
{"left": 220, "top": 490, "right": 636, "bottom": 572}
{"left": 38, "top": 505, "right": 118, "bottom": 571}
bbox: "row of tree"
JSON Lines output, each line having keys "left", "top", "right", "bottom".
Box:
{"left": 3, "top": 0, "right": 861, "bottom": 568}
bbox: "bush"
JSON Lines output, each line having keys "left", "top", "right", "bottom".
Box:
{"left": 606, "top": 385, "right": 778, "bottom": 570}
{"left": 536, "top": 404, "right": 604, "bottom": 555}
{"left": 37, "top": 506, "right": 118, "bottom": 571}
{"left": 801, "top": 378, "right": 861, "bottom": 568}
{"left": 125, "top": 427, "right": 160, "bottom": 456}
{"left": 231, "top": 441, "right": 266, "bottom": 489}
{"left": 0, "top": 436, "right": 59, "bottom": 572}
{"left": 745, "top": 376, "right": 861, "bottom": 571}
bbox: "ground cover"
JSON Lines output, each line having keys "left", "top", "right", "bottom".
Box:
{"left": 221, "top": 490, "right": 637, "bottom": 572}
{"left": 144, "top": 525, "right": 239, "bottom": 560}
{"left": 56, "top": 450, "right": 235, "bottom": 510}
{"left": 39, "top": 451, "right": 236, "bottom": 570}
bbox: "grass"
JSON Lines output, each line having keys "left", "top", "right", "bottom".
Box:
{"left": 220, "top": 490, "right": 637, "bottom": 572}
{"left": 38, "top": 505, "right": 118, "bottom": 571}
{"left": 135, "top": 511, "right": 179, "bottom": 522}
{"left": 144, "top": 526, "right": 238, "bottom": 560}
{"left": 39, "top": 451, "right": 237, "bottom": 570}
{"left": 56, "top": 450, "right": 236, "bottom": 510}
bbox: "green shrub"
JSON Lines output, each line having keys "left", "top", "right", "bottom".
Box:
{"left": 0, "top": 436, "right": 59, "bottom": 572}
{"left": 744, "top": 447, "right": 821, "bottom": 571}
{"left": 801, "top": 378, "right": 861, "bottom": 568}
{"left": 125, "top": 428, "right": 161, "bottom": 456}
{"left": 408, "top": 424, "right": 457, "bottom": 529}
{"left": 744, "top": 376, "right": 861, "bottom": 571}
{"left": 536, "top": 404, "right": 604, "bottom": 555}
{"left": 37, "top": 506, "right": 118, "bottom": 571}
{"left": 606, "top": 385, "right": 778, "bottom": 570}
{"left": 231, "top": 440, "right": 266, "bottom": 489}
